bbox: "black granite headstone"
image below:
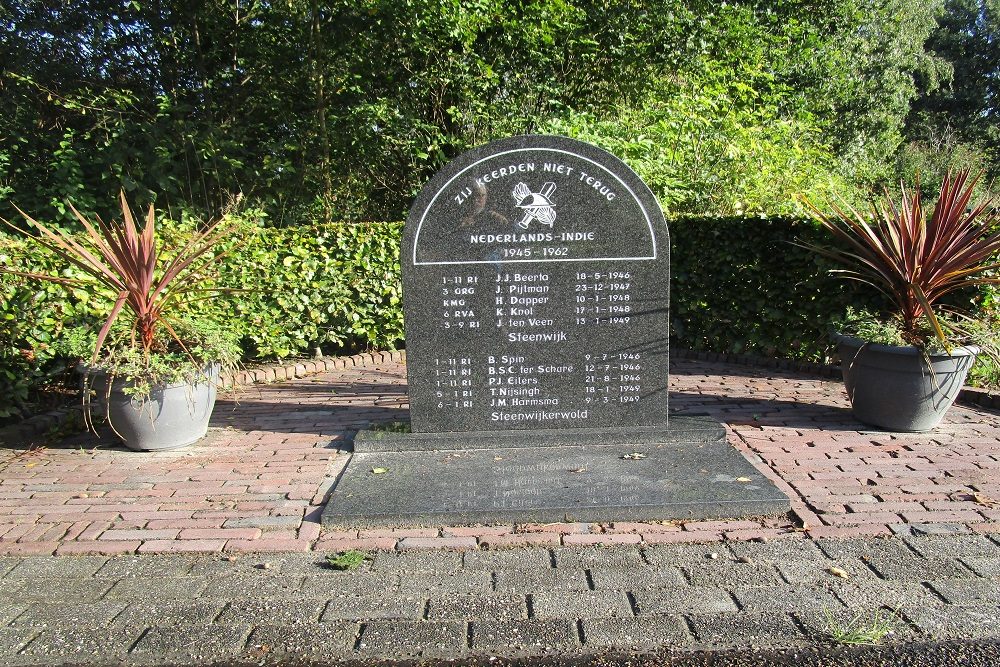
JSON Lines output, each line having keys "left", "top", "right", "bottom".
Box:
{"left": 321, "top": 136, "right": 790, "bottom": 527}
{"left": 402, "top": 135, "right": 669, "bottom": 433}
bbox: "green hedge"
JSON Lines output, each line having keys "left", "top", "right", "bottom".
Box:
{"left": 0, "top": 219, "right": 405, "bottom": 421}
{"left": 0, "top": 214, "right": 887, "bottom": 421}
{"left": 670, "top": 215, "right": 881, "bottom": 360}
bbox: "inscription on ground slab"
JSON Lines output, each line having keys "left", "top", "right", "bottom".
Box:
{"left": 322, "top": 416, "right": 790, "bottom": 526}
{"left": 402, "top": 135, "right": 669, "bottom": 433}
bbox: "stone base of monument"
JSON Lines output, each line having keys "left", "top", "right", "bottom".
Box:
{"left": 321, "top": 415, "right": 790, "bottom": 527}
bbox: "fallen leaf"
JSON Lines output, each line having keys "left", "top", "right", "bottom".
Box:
{"left": 371, "top": 467, "right": 388, "bottom": 474}
{"left": 732, "top": 420, "right": 764, "bottom": 430}
{"left": 973, "top": 492, "right": 999, "bottom": 508}
{"left": 828, "top": 566, "right": 849, "bottom": 579}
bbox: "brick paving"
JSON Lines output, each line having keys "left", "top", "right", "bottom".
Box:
{"left": 1, "top": 352, "right": 999, "bottom": 555}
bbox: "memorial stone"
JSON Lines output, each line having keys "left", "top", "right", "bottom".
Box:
{"left": 322, "top": 136, "right": 790, "bottom": 527}
{"left": 401, "top": 135, "right": 670, "bottom": 433}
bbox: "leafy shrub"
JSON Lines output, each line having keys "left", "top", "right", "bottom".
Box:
{"left": 544, "top": 78, "right": 858, "bottom": 216}
{"left": 0, "top": 214, "right": 404, "bottom": 421}
{"left": 669, "top": 215, "right": 883, "bottom": 360}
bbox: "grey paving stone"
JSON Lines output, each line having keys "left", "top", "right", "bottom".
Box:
{"left": 321, "top": 593, "right": 426, "bottom": 620}
{"left": 10, "top": 602, "right": 128, "bottom": 628}
{"left": 112, "top": 601, "right": 225, "bottom": 627}
{"left": 397, "top": 570, "right": 492, "bottom": 594}
{"left": 215, "top": 599, "right": 326, "bottom": 625}
{"left": 0, "top": 557, "right": 22, "bottom": 578}
{"left": 21, "top": 626, "right": 141, "bottom": 658}
{"left": 96, "top": 555, "right": 196, "bottom": 578}
{"left": 246, "top": 621, "right": 359, "bottom": 658}
{"left": 130, "top": 624, "right": 251, "bottom": 660}
{"left": 552, "top": 546, "right": 644, "bottom": 570}
{"left": 426, "top": 593, "right": 527, "bottom": 620}
{"left": 357, "top": 620, "right": 467, "bottom": 658}
{"left": 105, "top": 576, "right": 209, "bottom": 600}
{"left": 281, "top": 553, "right": 373, "bottom": 575}
{"left": 589, "top": 565, "right": 686, "bottom": 589}
{"left": 17, "top": 578, "right": 113, "bottom": 602}
{"left": 795, "top": 607, "right": 917, "bottom": 643}
{"left": 730, "top": 584, "right": 845, "bottom": 613}
{"left": 224, "top": 515, "right": 300, "bottom": 529}
{"left": 581, "top": 614, "right": 691, "bottom": 649}
{"left": 959, "top": 556, "right": 1000, "bottom": 577}
{"left": 631, "top": 587, "right": 737, "bottom": 615}
{"left": 928, "top": 578, "right": 1000, "bottom": 606}
{"left": 682, "top": 562, "right": 785, "bottom": 587}
{"left": 835, "top": 580, "right": 944, "bottom": 610}
{"left": 688, "top": 611, "right": 807, "bottom": 648}
{"left": 301, "top": 572, "right": 402, "bottom": 596}
{"left": 815, "top": 537, "right": 918, "bottom": 561}
{"left": 727, "top": 539, "right": 828, "bottom": 563}
{"left": 864, "top": 557, "right": 975, "bottom": 580}
{"left": 470, "top": 618, "right": 578, "bottom": 653}
{"left": 494, "top": 568, "right": 590, "bottom": 592}
{"left": 6, "top": 556, "right": 108, "bottom": 579}
{"left": 903, "top": 534, "right": 1000, "bottom": 559}
{"left": 187, "top": 555, "right": 295, "bottom": 576}
{"left": 0, "top": 579, "right": 24, "bottom": 598}
{"left": 0, "top": 627, "right": 37, "bottom": 656}
{"left": 371, "top": 550, "right": 463, "bottom": 573}
{"left": 904, "top": 523, "right": 972, "bottom": 537}
{"left": 905, "top": 605, "right": 1000, "bottom": 640}
{"left": 199, "top": 573, "right": 306, "bottom": 598}
{"left": 777, "top": 556, "right": 878, "bottom": 584}
{"left": 0, "top": 603, "right": 27, "bottom": 626}
{"left": 643, "top": 543, "right": 732, "bottom": 566}
{"left": 531, "top": 591, "right": 633, "bottom": 619}
{"left": 463, "top": 548, "right": 552, "bottom": 570}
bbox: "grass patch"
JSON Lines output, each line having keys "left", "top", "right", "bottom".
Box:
{"left": 324, "top": 550, "right": 367, "bottom": 571}
{"left": 368, "top": 421, "right": 411, "bottom": 433}
{"left": 823, "top": 607, "right": 899, "bottom": 645}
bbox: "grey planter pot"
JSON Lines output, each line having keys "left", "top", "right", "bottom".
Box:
{"left": 837, "top": 335, "right": 977, "bottom": 432}
{"left": 89, "top": 365, "right": 220, "bottom": 451}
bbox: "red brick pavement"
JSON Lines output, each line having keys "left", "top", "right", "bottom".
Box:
{"left": 1, "top": 353, "right": 998, "bottom": 554}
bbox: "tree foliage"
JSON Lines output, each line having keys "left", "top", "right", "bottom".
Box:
{"left": 903, "top": 0, "right": 1000, "bottom": 190}
{"left": 0, "top": 0, "right": 962, "bottom": 225}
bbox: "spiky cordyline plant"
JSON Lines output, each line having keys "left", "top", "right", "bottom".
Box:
{"left": 804, "top": 170, "right": 1000, "bottom": 348}
{"left": 2, "top": 191, "right": 234, "bottom": 367}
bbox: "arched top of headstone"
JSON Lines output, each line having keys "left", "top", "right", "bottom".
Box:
{"left": 405, "top": 135, "right": 666, "bottom": 266}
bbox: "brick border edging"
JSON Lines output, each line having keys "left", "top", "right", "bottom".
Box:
{"left": 0, "top": 349, "right": 408, "bottom": 447}
{"left": 672, "top": 348, "right": 1000, "bottom": 412}
{"left": 217, "top": 349, "right": 406, "bottom": 389}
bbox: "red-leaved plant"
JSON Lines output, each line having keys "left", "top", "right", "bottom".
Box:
{"left": 804, "top": 169, "right": 1000, "bottom": 348}
{"left": 2, "top": 191, "right": 235, "bottom": 366}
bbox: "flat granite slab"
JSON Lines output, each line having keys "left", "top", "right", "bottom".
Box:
{"left": 321, "top": 416, "right": 790, "bottom": 527}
